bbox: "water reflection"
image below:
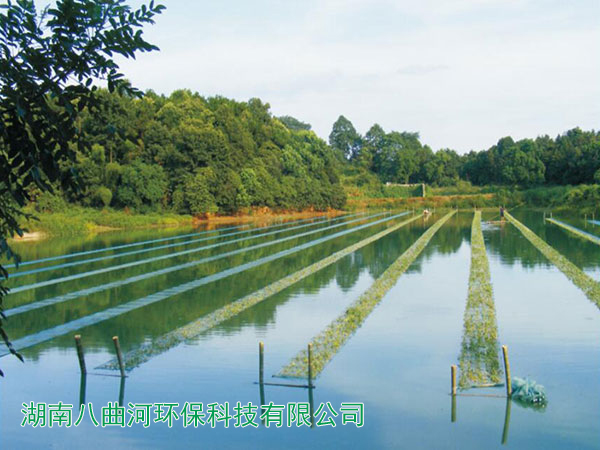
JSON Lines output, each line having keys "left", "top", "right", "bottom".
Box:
{"left": 9, "top": 210, "right": 600, "bottom": 367}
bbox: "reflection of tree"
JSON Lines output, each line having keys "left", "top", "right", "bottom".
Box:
{"left": 458, "top": 212, "right": 502, "bottom": 389}
{"left": 14, "top": 220, "right": 427, "bottom": 358}
{"left": 13, "top": 211, "right": 508, "bottom": 361}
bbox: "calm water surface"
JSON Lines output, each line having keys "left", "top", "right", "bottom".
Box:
{"left": 1, "top": 210, "right": 599, "bottom": 449}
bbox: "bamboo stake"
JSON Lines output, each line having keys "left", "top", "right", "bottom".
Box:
{"left": 112, "top": 336, "right": 126, "bottom": 377}
{"left": 501, "top": 397, "right": 512, "bottom": 445}
{"left": 307, "top": 343, "right": 313, "bottom": 387}
{"left": 308, "top": 381, "right": 316, "bottom": 428}
{"left": 451, "top": 394, "right": 457, "bottom": 423}
{"left": 78, "top": 374, "right": 87, "bottom": 406}
{"left": 118, "top": 377, "right": 126, "bottom": 406}
{"left": 74, "top": 335, "right": 86, "bottom": 374}
{"left": 451, "top": 365, "right": 457, "bottom": 395}
{"left": 259, "top": 341, "right": 264, "bottom": 385}
{"left": 501, "top": 345, "right": 512, "bottom": 397}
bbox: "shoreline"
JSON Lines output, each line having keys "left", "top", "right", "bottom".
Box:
{"left": 11, "top": 208, "right": 349, "bottom": 242}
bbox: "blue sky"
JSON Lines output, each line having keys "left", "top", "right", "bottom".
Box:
{"left": 118, "top": 0, "right": 600, "bottom": 153}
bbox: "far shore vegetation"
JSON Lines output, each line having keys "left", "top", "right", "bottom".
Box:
{"left": 10, "top": 89, "right": 600, "bottom": 238}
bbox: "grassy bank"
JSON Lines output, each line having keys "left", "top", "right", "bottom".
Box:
{"left": 15, "top": 205, "right": 350, "bottom": 239}
{"left": 18, "top": 206, "right": 193, "bottom": 238}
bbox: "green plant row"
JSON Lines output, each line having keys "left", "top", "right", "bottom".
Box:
{"left": 97, "top": 213, "right": 424, "bottom": 371}
{"left": 546, "top": 218, "right": 600, "bottom": 246}
{"left": 458, "top": 211, "right": 502, "bottom": 389}
{"left": 506, "top": 211, "right": 600, "bottom": 308}
{"left": 277, "top": 210, "right": 456, "bottom": 379}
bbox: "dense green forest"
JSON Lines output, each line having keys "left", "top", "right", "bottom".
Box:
{"left": 37, "top": 89, "right": 346, "bottom": 216}
{"left": 31, "top": 90, "right": 600, "bottom": 218}
{"left": 330, "top": 115, "right": 600, "bottom": 187}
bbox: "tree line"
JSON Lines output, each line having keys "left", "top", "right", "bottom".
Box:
{"left": 45, "top": 89, "right": 346, "bottom": 215}
{"left": 329, "top": 115, "right": 600, "bottom": 187}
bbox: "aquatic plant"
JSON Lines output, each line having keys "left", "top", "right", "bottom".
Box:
{"left": 5, "top": 212, "right": 408, "bottom": 355}
{"left": 458, "top": 211, "right": 502, "bottom": 389}
{"left": 506, "top": 212, "right": 600, "bottom": 308}
{"left": 546, "top": 218, "right": 600, "bottom": 246}
{"left": 8, "top": 213, "right": 356, "bottom": 278}
{"left": 277, "top": 210, "right": 456, "bottom": 379}
{"left": 9, "top": 211, "right": 387, "bottom": 293}
{"left": 98, "top": 213, "right": 423, "bottom": 370}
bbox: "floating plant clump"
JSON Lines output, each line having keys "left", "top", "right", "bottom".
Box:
{"left": 506, "top": 212, "right": 600, "bottom": 308}
{"left": 277, "top": 210, "right": 456, "bottom": 379}
{"left": 98, "top": 213, "right": 423, "bottom": 371}
{"left": 546, "top": 217, "right": 600, "bottom": 246}
{"left": 458, "top": 211, "right": 502, "bottom": 389}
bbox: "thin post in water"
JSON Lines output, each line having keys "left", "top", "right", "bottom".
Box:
{"left": 78, "top": 374, "right": 87, "bottom": 406}
{"left": 501, "top": 397, "right": 512, "bottom": 445}
{"left": 451, "top": 364, "right": 457, "bottom": 395}
{"left": 307, "top": 343, "right": 313, "bottom": 388}
{"left": 259, "top": 341, "right": 264, "bottom": 385}
{"left": 118, "top": 377, "right": 126, "bottom": 406}
{"left": 74, "top": 334, "right": 86, "bottom": 375}
{"left": 501, "top": 345, "right": 512, "bottom": 397}
{"left": 451, "top": 394, "right": 457, "bottom": 423}
{"left": 112, "top": 336, "right": 126, "bottom": 378}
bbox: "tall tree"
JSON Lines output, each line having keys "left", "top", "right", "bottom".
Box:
{"left": 329, "top": 115, "right": 362, "bottom": 160}
{"left": 0, "top": 0, "right": 164, "bottom": 374}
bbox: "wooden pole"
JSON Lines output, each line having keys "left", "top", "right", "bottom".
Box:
{"left": 307, "top": 343, "right": 313, "bottom": 388}
{"left": 451, "top": 393, "right": 457, "bottom": 423}
{"left": 118, "top": 377, "right": 126, "bottom": 406}
{"left": 501, "top": 397, "right": 512, "bottom": 445}
{"left": 259, "top": 341, "right": 264, "bottom": 385}
{"left": 74, "top": 335, "right": 86, "bottom": 375}
{"left": 78, "top": 374, "right": 87, "bottom": 407}
{"left": 451, "top": 365, "right": 457, "bottom": 395}
{"left": 112, "top": 336, "right": 126, "bottom": 378}
{"left": 501, "top": 345, "right": 512, "bottom": 397}
{"left": 308, "top": 376, "right": 316, "bottom": 428}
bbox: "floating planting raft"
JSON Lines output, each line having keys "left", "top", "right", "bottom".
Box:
{"left": 97, "top": 213, "right": 423, "bottom": 371}
{"left": 506, "top": 212, "right": 600, "bottom": 308}
{"left": 10, "top": 211, "right": 385, "bottom": 293}
{"left": 546, "top": 218, "right": 600, "bottom": 246}
{"left": 4, "top": 212, "right": 405, "bottom": 356}
{"left": 458, "top": 211, "right": 502, "bottom": 389}
{"left": 277, "top": 210, "right": 456, "bottom": 379}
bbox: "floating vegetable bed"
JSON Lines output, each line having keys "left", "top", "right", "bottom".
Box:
{"left": 546, "top": 218, "right": 600, "bottom": 246}
{"left": 98, "top": 213, "right": 423, "bottom": 371}
{"left": 506, "top": 212, "right": 600, "bottom": 308}
{"left": 277, "top": 210, "right": 456, "bottom": 379}
{"left": 458, "top": 211, "right": 502, "bottom": 389}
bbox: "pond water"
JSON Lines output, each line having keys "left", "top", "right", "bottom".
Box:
{"left": 1, "top": 210, "right": 599, "bottom": 449}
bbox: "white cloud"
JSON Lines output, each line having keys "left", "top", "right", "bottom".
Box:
{"left": 118, "top": 0, "right": 600, "bottom": 152}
